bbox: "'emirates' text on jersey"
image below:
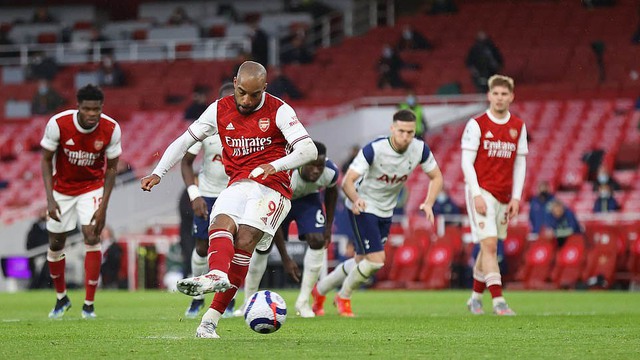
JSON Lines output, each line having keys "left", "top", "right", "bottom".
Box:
{"left": 349, "top": 137, "right": 438, "bottom": 218}
{"left": 461, "top": 110, "right": 528, "bottom": 203}
{"left": 187, "top": 135, "right": 228, "bottom": 197}
{"left": 291, "top": 159, "right": 339, "bottom": 200}
{"left": 40, "top": 110, "right": 122, "bottom": 196}
{"left": 187, "top": 93, "right": 310, "bottom": 199}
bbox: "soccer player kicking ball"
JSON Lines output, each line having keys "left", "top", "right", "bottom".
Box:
{"left": 141, "top": 62, "right": 317, "bottom": 338}
{"left": 237, "top": 141, "right": 339, "bottom": 318}
{"left": 461, "top": 74, "right": 528, "bottom": 316}
{"left": 41, "top": 85, "right": 122, "bottom": 319}
{"left": 312, "top": 109, "right": 443, "bottom": 317}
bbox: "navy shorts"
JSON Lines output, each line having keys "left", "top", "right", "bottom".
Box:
{"left": 192, "top": 196, "right": 217, "bottom": 240}
{"left": 348, "top": 210, "right": 392, "bottom": 255}
{"left": 281, "top": 193, "right": 325, "bottom": 240}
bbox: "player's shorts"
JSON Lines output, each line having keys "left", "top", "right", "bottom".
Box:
{"left": 281, "top": 193, "right": 325, "bottom": 240}
{"left": 348, "top": 210, "right": 392, "bottom": 255}
{"left": 192, "top": 196, "right": 217, "bottom": 241}
{"left": 465, "top": 186, "right": 509, "bottom": 242}
{"left": 210, "top": 180, "right": 291, "bottom": 252}
{"left": 46, "top": 187, "right": 103, "bottom": 233}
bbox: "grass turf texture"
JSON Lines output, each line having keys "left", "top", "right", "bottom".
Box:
{"left": 1, "top": 290, "right": 638, "bottom": 359}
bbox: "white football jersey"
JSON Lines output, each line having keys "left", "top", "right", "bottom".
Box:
{"left": 290, "top": 159, "right": 339, "bottom": 200}
{"left": 347, "top": 137, "right": 438, "bottom": 218}
{"left": 186, "top": 134, "right": 228, "bottom": 197}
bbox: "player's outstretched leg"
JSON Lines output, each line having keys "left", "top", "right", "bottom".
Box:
{"left": 234, "top": 250, "right": 269, "bottom": 316}
{"left": 295, "top": 247, "right": 325, "bottom": 318}
{"left": 312, "top": 258, "right": 356, "bottom": 316}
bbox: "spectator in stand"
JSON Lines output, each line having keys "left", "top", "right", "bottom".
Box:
{"left": 593, "top": 183, "right": 620, "bottom": 213}
{"left": 167, "top": 7, "right": 193, "bottom": 25}
{"left": 396, "top": 25, "right": 433, "bottom": 52}
{"left": 529, "top": 181, "right": 555, "bottom": 237}
{"left": 281, "top": 33, "right": 314, "bottom": 65}
{"left": 377, "top": 44, "right": 409, "bottom": 89}
{"left": 27, "top": 51, "right": 58, "bottom": 81}
{"left": 397, "top": 90, "right": 427, "bottom": 138}
{"left": 32, "top": 6, "right": 55, "bottom": 23}
{"left": 340, "top": 144, "right": 361, "bottom": 175}
{"left": 97, "top": 54, "right": 126, "bottom": 87}
{"left": 592, "top": 165, "right": 621, "bottom": 191}
{"left": 544, "top": 200, "right": 582, "bottom": 249}
{"left": 268, "top": 66, "right": 303, "bottom": 100}
{"left": 31, "top": 79, "right": 65, "bottom": 115}
{"left": 248, "top": 18, "right": 269, "bottom": 66}
{"left": 100, "top": 226, "right": 124, "bottom": 289}
{"left": 184, "top": 86, "right": 209, "bottom": 121}
{"left": 582, "top": 148, "right": 605, "bottom": 182}
{"left": 465, "top": 31, "right": 503, "bottom": 92}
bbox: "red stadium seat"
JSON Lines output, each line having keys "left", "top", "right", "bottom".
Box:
{"left": 550, "top": 235, "right": 586, "bottom": 289}
{"left": 503, "top": 225, "right": 529, "bottom": 282}
{"left": 410, "top": 240, "right": 453, "bottom": 290}
{"left": 627, "top": 237, "right": 640, "bottom": 288}
{"left": 582, "top": 232, "right": 618, "bottom": 289}
{"left": 516, "top": 239, "right": 555, "bottom": 289}
{"left": 374, "top": 244, "right": 423, "bottom": 289}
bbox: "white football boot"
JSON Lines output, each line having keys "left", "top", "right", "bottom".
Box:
{"left": 177, "top": 270, "right": 231, "bottom": 296}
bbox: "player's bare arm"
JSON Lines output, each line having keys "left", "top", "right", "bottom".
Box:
{"left": 41, "top": 148, "right": 61, "bottom": 221}
{"left": 181, "top": 152, "right": 208, "bottom": 218}
{"left": 420, "top": 166, "right": 444, "bottom": 224}
{"left": 273, "top": 227, "right": 301, "bottom": 282}
{"left": 342, "top": 168, "right": 365, "bottom": 215}
{"left": 323, "top": 185, "right": 339, "bottom": 246}
{"left": 91, "top": 156, "right": 118, "bottom": 236}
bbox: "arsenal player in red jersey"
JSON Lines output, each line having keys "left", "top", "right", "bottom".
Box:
{"left": 461, "top": 75, "right": 528, "bottom": 316}
{"left": 141, "top": 61, "right": 317, "bottom": 338}
{"left": 41, "top": 84, "right": 122, "bottom": 319}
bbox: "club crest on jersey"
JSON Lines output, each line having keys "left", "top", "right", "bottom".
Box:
{"left": 94, "top": 140, "right": 104, "bottom": 150}
{"left": 258, "top": 118, "right": 270, "bottom": 132}
{"left": 509, "top": 128, "right": 518, "bottom": 139}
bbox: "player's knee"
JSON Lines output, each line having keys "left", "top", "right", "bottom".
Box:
{"left": 305, "top": 234, "right": 325, "bottom": 250}
{"left": 365, "top": 251, "right": 385, "bottom": 264}
{"left": 359, "top": 259, "right": 384, "bottom": 277}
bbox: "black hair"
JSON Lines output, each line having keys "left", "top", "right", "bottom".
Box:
{"left": 393, "top": 109, "right": 416, "bottom": 122}
{"left": 76, "top": 84, "right": 104, "bottom": 103}
{"left": 314, "top": 141, "right": 326, "bottom": 156}
{"left": 218, "top": 82, "right": 235, "bottom": 97}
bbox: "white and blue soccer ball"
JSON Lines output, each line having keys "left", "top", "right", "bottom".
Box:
{"left": 244, "top": 290, "right": 287, "bottom": 334}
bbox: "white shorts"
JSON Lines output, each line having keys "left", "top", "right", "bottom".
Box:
{"left": 210, "top": 180, "right": 291, "bottom": 251}
{"left": 465, "top": 186, "right": 509, "bottom": 243}
{"left": 46, "top": 188, "right": 104, "bottom": 234}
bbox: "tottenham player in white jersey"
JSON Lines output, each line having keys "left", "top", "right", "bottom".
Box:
{"left": 237, "top": 141, "right": 339, "bottom": 318}
{"left": 182, "top": 83, "right": 233, "bottom": 319}
{"left": 312, "top": 109, "right": 443, "bottom": 316}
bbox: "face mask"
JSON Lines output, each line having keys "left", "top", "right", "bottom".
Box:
{"left": 38, "top": 85, "right": 47, "bottom": 94}
{"left": 383, "top": 47, "right": 392, "bottom": 58}
{"left": 597, "top": 174, "right": 609, "bottom": 183}
{"left": 403, "top": 30, "right": 412, "bottom": 40}
{"left": 436, "top": 193, "right": 447, "bottom": 203}
{"left": 406, "top": 96, "right": 416, "bottom": 107}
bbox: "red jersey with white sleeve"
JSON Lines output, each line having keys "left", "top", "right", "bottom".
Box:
{"left": 461, "top": 110, "right": 528, "bottom": 203}
{"left": 41, "top": 110, "right": 122, "bottom": 196}
{"left": 187, "top": 93, "right": 311, "bottom": 199}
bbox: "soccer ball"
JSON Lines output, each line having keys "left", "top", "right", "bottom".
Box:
{"left": 244, "top": 290, "right": 287, "bottom": 334}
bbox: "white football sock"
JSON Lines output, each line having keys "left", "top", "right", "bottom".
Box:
{"left": 201, "top": 307, "right": 222, "bottom": 325}
{"left": 316, "top": 258, "right": 356, "bottom": 295}
{"left": 242, "top": 251, "right": 269, "bottom": 307}
{"left": 191, "top": 249, "right": 209, "bottom": 301}
{"left": 338, "top": 259, "right": 383, "bottom": 299}
{"left": 296, "top": 247, "right": 325, "bottom": 305}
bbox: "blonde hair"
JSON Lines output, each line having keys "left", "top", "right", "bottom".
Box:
{"left": 488, "top": 74, "right": 514, "bottom": 92}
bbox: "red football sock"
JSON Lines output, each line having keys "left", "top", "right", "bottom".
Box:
{"left": 488, "top": 284, "right": 503, "bottom": 299}
{"left": 211, "top": 248, "right": 251, "bottom": 313}
{"left": 84, "top": 245, "right": 102, "bottom": 302}
{"left": 47, "top": 249, "right": 67, "bottom": 294}
{"left": 48, "top": 257, "right": 66, "bottom": 294}
{"left": 207, "top": 229, "right": 235, "bottom": 272}
{"left": 473, "top": 279, "right": 486, "bottom": 293}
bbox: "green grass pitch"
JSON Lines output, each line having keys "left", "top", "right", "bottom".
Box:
{"left": 1, "top": 289, "right": 639, "bottom": 359}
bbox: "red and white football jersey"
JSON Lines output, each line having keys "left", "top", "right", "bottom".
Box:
{"left": 187, "top": 93, "right": 310, "bottom": 199}
{"left": 461, "top": 110, "right": 528, "bottom": 203}
{"left": 41, "top": 110, "right": 122, "bottom": 196}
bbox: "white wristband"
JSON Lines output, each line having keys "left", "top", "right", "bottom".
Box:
{"left": 187, "top": 185, "right": 201, "bottom": 201}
